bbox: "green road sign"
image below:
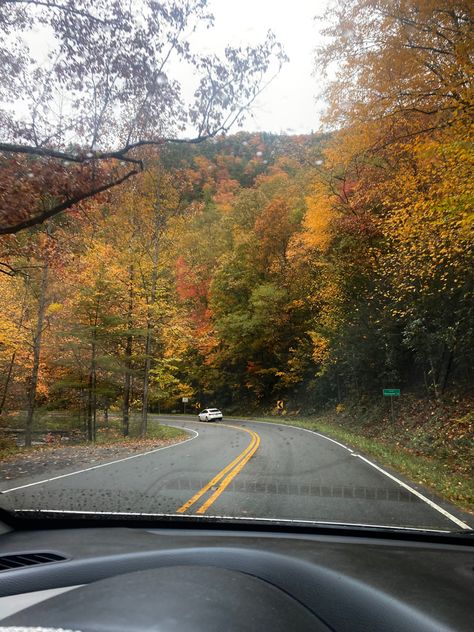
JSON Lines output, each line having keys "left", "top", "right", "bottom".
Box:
{"left": 383, "top": 389, "right": 400, "bottom": 396}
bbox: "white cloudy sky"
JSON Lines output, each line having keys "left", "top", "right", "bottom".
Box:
{"left": 193, "top": 0, "right": 331, "bottom": 134}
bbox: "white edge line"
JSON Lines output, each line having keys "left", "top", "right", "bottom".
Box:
{"left": 353, "top": 454, "right": 471, "bottom": 530}
{"left": 245, "top": 419, "right": 354, "bottom": 451}
{"left": 11, "top": 509, "right": 453, "bottom": 533}
{"left": 1, "top": 428, "right": 199, "bottom": 495}
{"left": 244, "top": 419, "right": 472, "bottom": 531}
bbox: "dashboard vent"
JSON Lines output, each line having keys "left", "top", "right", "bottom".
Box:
{"left": 0, "top": 552, "right": 66, "bottom": 571}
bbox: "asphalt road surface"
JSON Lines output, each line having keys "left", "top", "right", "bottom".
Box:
{"left": 1, "top": 417, "right": 471, "bottom": 530}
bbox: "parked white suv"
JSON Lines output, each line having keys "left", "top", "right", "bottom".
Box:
{"left": 198, "top": 408, "right": 223, "bottom": 422}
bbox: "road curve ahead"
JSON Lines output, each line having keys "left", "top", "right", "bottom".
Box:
{"left": 1, "top": 416, "right": 471, "bottom": 531}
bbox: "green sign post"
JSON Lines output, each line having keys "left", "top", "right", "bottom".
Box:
{"left": 383, "top": 389, "right": 400, "bottom": 421}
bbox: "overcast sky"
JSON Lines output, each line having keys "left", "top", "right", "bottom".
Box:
{"left": 21, "top": 0, "right": 331, "bottom": 139}
{"left": 195, "top": 0, "right": 330, "bottom": 134}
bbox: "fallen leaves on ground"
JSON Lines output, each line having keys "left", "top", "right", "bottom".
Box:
{"left": 0, "top": 436, "right": 187, "bottom": 483}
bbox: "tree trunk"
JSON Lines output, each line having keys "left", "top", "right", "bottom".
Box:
{"left": 86, "top": 309, "right": 98, "bottom": 442}
{"left": 25, "top": 264, "right": 49, "bottom": 447}
{"left": 336, "top": 372, "right": 342, "bottom": 404}
{"left": 0, "top": 352, "right": 16, "bottom": 417}
{"left": 91, "top": 334, "right": 97, "bottom": 441}
{"left": 1, "top": 281, "right": 29, "bottom": 417}
{"left": 122, "top": 265, "right": 134, "bottom": 437}
{"left": 428, "top": 354, "right": 439, "bottom": 401}
{"left": 141, "top": 232, "right": 160, "bottom": 438}
{"left": 439, "top": 343, "right": 455, "bottom": 395}
{"left": 141, "top": 309, "right": 155, "bottom": 437}
{"left": 86, "top": 371, "right": 93, "bottom": 441}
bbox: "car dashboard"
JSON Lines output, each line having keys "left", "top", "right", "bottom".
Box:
{"left": 0, "top": 516, "right": 472, "bottom": 631}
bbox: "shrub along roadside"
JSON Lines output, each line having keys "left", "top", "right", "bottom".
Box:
{"left": 247, "top": 395, "right": 474, "bottom": 515}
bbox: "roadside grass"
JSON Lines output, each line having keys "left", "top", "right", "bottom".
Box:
{"left": 0, "top": 410, "right": 186, "bottom": 460}
{"left": 246, "top": 411, "right": 474, "bottom": 514}
{"left": 0, "top": 434, "right": 19, "bottom": 459}
{"left": 96, "top": 415, "right": 185, "bottom": 444}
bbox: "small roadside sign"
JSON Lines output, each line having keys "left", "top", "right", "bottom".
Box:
{"left": 383, "top": 389, "right": 400, "bottom": 396}
{"left": 182, "top": 397, "right": 189, "bottom": 403}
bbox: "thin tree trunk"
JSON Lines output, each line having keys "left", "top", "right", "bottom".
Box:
{"left": 336, "top": 372, "right": 342, "bottom": 404}
{"left": 1, "top": 281, "right": 29, "bottom": 417}
{"left": 0, "top": 352, "right": 16, "bottom": 417}
{"left": 122, "top": 265, "right": 134, "bottom": 437}
{"left": 439, "top": 346, "right": 454, "bottom": 395}
{"left": 428, "top": 354, "right": 439, "bottom": 401}
{"left": 423, "top": 366, "right": 430, "bottom": 395}
{"left": 141, "top": 323, "right": 152, "bottom": 437}
{"left": 25, "top": 264, "right": 48, "bottom": 447}
{"left": 91, "top": 331, "right": 97, "bottom": 442}
{"left": 141, "top": 229, "right": 160, "bottom": 438}
{"left": 87, "top": 371, "right": 93, "bottom": 441}
{"left": 87, "top": 308, "right": 98, "bottom": 442}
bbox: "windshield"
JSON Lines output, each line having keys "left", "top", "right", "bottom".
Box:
{"left": 0, "top": 0, "right": 472, "bottom": 534}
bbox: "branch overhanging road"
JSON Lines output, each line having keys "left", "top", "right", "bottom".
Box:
{"left": 1, "top": 416, "right": 471, "bottom": 530}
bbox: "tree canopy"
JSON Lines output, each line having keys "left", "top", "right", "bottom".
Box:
{"left": 0, "top": 0, "right": 286, "bottom": 234}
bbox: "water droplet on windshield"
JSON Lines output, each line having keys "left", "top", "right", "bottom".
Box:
{"left": 156, "top": 72, "right": 168, "bottom": 86}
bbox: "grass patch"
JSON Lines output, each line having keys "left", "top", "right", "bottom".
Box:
{"left": 0, "top": 433, "right": 19, "bottom": 459}
{"left": 0, "top": 410, "right": 186, "bottom": 459}
{"left": 247, "top": 411, "right": 474, "bottom": 515}
{"left": 96, "top": 416, "right": 185, "bottom": 444}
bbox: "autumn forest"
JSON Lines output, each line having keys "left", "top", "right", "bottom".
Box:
{"left": 0, "top": 0, "right": 473, "bottom": 456}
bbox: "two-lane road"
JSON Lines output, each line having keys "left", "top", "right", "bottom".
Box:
{"left": 1, "top": 417, "right": 471, "bottom": 530}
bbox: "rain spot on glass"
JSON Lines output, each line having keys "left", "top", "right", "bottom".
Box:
{"left": 342, "top": 25, "right": 355, "bottom": 38}
{"left": 156, "top": 72, "right": 168, "bottom": 86}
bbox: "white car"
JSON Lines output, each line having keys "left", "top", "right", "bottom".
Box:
{"left": 198, "top": 408, "right": 223, "bottom": 422}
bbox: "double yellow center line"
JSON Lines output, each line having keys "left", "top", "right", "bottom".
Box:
{"left": 176, "top": 425, "right": 260, "bottom": 515}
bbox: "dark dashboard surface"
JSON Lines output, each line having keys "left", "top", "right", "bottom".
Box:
{"left": 0, "top": 523, "right": 473, "bottom": 631}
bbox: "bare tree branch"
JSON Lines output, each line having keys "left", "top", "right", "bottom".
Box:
{"left": 0, "top": 262, "right": 17, "bottom": 276}
{"left": 3, "top": 0, "right": 113, "bottom": 25}
{"left": 0, "top": 130, "right": 221, "bottom": 166}
{"left": 0, "top": 168, "right": 141, "bottom": 235}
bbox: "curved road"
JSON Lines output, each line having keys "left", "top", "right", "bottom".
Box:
{"left": 1, "top": 416, "right": 471, "bottom": 530}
